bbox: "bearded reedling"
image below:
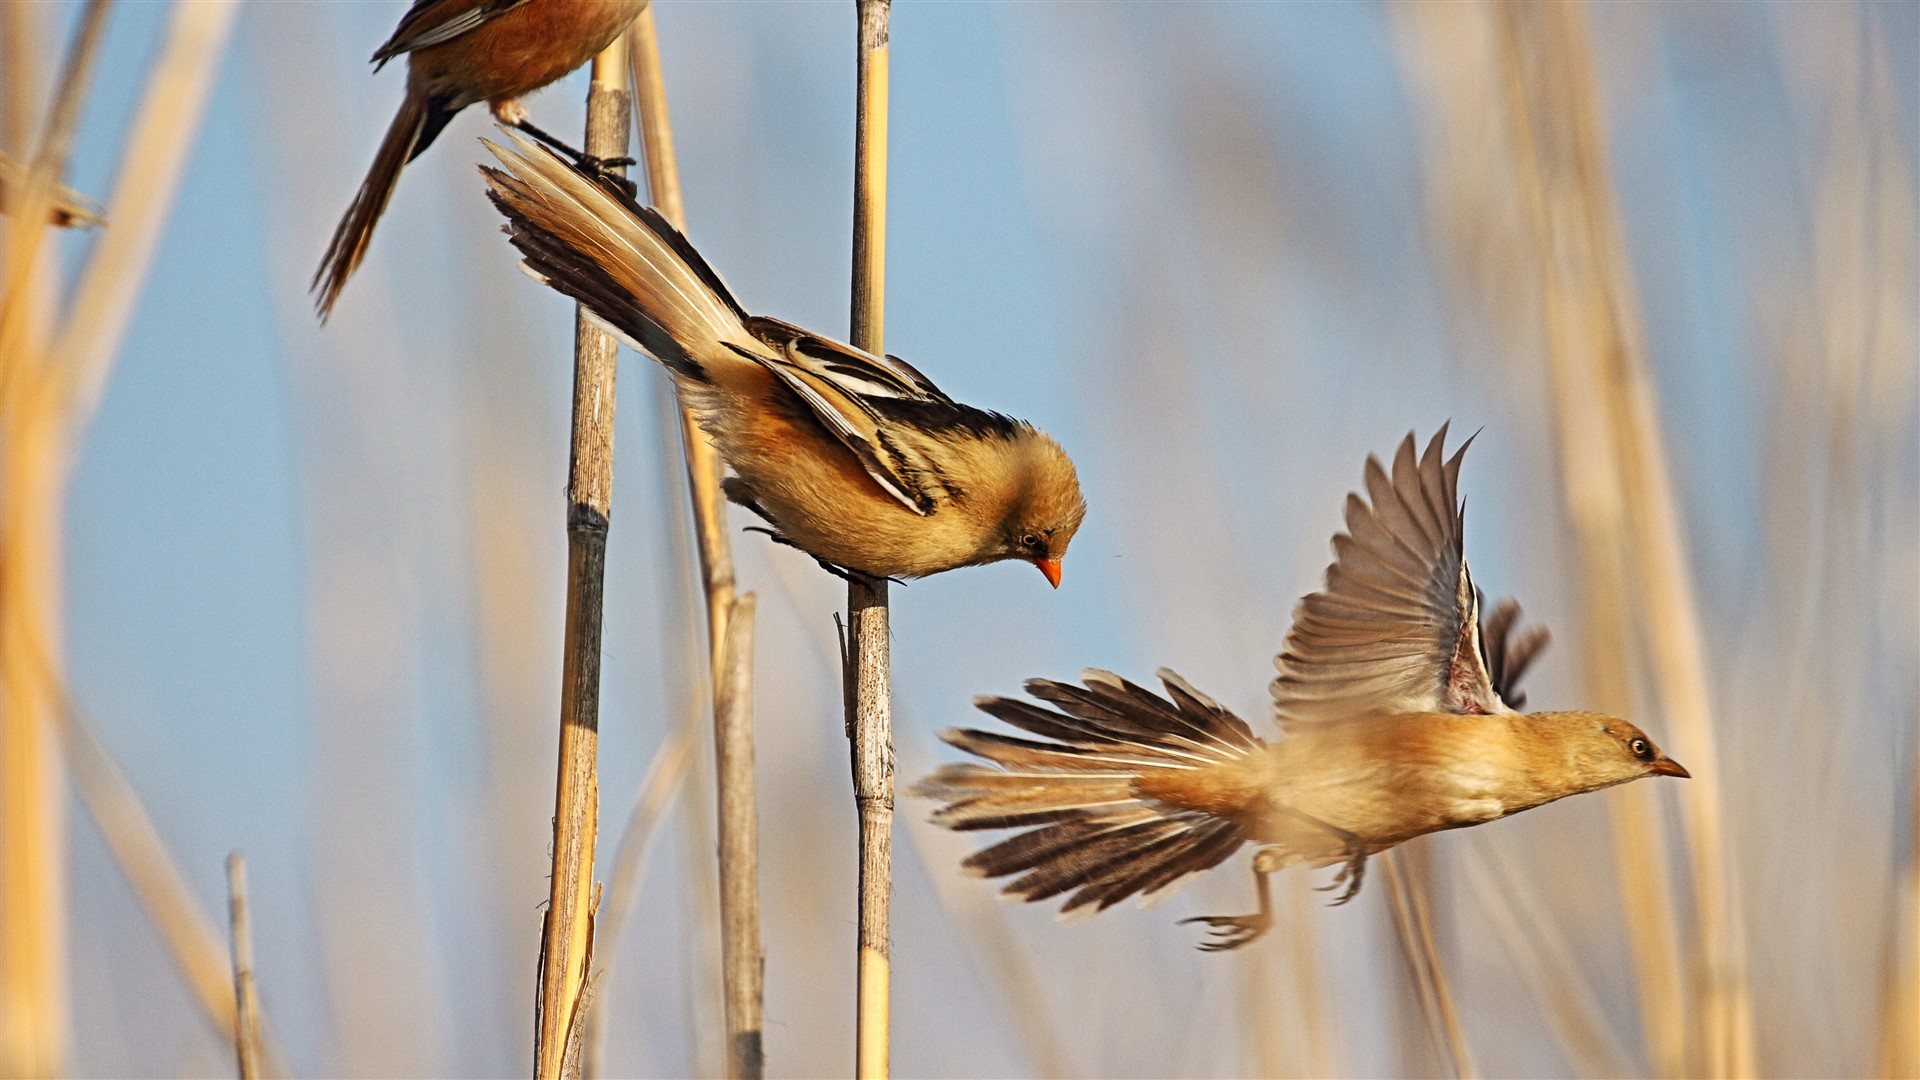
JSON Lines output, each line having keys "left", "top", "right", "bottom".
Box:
{"left": 479, "top": 133, "right": 1085, "bottom": 586}
{"left": 915, "top": 427, "right": 1687, "bottom": 950}
{"left": 313, "top": 0, "right": 646, "bottom": 318}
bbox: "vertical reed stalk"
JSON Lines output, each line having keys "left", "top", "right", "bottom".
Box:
{"left": 1495, "top": 3, "right": 1753, "bottom": 1074}
{"left": 1381, "top": 850, "right": 1476, "bottom": 1079}
{"left": 4, "top": 3, "right": 232, "bottom": 1072}
{"left": 534, "top": 39, "right": 630, "bottom": 1080}
{"left": 30, "top": 640, "right": 282, "bottom": 1073}
{"left": 628, "top": 12, "right": 765, "bottom": 1075}
{"left": 713, "top": 598, "right": 763, "bottom": 1077}
{"left": 0, "top": 9, "right": 107, "bottom": 1072}
{"left": 225, "top": 852, "right": 263, "bottom": 1080}
{"left": 847, "top": 3, "right": 893, "bottom": 1075}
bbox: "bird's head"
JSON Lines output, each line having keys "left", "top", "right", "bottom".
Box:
{"left": 1527, "top": 711, "right": 1690, "bottom": 795}
{"left": 978, "top": 427, "right": 1086, "bottom": 587}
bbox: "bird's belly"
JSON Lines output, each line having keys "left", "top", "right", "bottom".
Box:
{"left": 723, "top": 411, "right": 985, "bottom": 578}
{"left": 1256, "top": 757, "right": 1514, "bottom": 852}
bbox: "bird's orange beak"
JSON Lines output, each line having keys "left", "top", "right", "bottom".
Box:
{"left": 1031, "top": 556, "right": 1063, "bottom": 589}
{"left": 1649, "top": 756, "right": 1691, "bottom": 779}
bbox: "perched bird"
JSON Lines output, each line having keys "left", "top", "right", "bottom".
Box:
{"left": 479, "top": 133, "right": 1086, "bottom": 586}
{"left": 313, "top": 0, "right": 645, "bottom": 318}
{"left": 915, "top": 427, "right": 1688, "bottom": 950}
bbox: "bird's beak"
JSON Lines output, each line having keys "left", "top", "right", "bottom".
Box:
{"left": 1031, "top": 557, "right": 1063, "bottom": 589}
{"left": 1649, "top": 756, "right": 1691, "bottom": 779}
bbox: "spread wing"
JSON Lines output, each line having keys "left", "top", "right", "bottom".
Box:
{"left": 372, "top": 0, "right": 532, "bottom": 67}
{"left": 1270, "top": 426, "right": 1514, "bottom": 728}
{"left": 741, "top": 317, "right": 960, "bottom": 515}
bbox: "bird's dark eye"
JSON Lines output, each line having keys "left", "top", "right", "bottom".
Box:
{"left": 1630, "top": 738, "right": 1653, "bottom": 761}
{"left": 1019, "top": 533, "right": 1041, "bottom": 550}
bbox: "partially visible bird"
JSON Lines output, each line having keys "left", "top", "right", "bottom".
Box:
{"left": 313, "top": 0, "right": 645, "bottom": 318}
{"left": 479, "top": 133, "right": 1086, "bottom": 586}
{"left": 915, "top": 427, "right": 1687, "bottom": 950}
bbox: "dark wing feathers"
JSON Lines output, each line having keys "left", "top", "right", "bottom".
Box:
{"left": 1479, "top": 596, "right": 1550, "bottom": 710}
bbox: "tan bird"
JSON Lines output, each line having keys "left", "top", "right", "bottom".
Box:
{"left": 313, "top": 0, "right": 645, "bottom": 318}
{"left": 915, "top": 427, "right": 1687, "bottom": 950}
{"left": 480, "top": 133, "right": 1086, "bottom": 585}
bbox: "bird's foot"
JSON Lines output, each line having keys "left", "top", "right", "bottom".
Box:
{"left": 510, "top": 118, "right": 639, "bottom": 199}
{"left": 1315, "top": 847, "right": 1369, "bottom": 906}
{"left": 576, "top": 156, "right": 639, "bottom": 200}
{"left": 1179, "top": 911, "right": 1272, "bottom": 952}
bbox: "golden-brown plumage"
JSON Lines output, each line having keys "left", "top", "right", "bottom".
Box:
{"left": 313, "top": 0, "right": 644, "bottom": 318}
{"left": 479, "top": 132, "right": 1087, "bottom": 584}
{"left": 916, "top": 430, "right": 1687, "bottom": 950}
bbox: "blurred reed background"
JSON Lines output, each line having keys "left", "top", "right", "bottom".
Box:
{"left": 3, "top": 1, "right": 1913, "bottom": 1077}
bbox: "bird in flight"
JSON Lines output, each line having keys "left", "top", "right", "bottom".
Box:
{"left": 916, "top": 427, "right": 1687, "bottom": 950}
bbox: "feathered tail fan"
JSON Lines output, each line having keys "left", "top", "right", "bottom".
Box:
{"left": 914, "top": 668, "right": 1264, "bottom": 920}
{"left": 478, "top": 132, "right": 753, "bottom": 382}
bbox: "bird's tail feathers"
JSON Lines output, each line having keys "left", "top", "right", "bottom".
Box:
{"left": 915, "top": 668, "right": 1262, "bottom": 919}
{"left": 480, "top": 131, "right": 752, "bottom": 381}
{"left": 313, "top": 91, "right": 453, "bottom": 320}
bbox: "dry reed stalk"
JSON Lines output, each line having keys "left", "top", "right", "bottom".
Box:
{"left": 3, "top": 3, "right": 235, "bottom": 1072}
{"left": 625, "top": 14, "right": 760, "bottom": 1068}
{"left": 627, "top": 14, "right": 766, "bottom": 1076}
{"left": 533, "top": 39, "right": 631, "bottom": 1080}
{"left": 0, "top": 7, "right": 102, "bottom": 1065}
{"left": 1380, "top": 849, "right": 1476, "bottom": 1080}
{"left": 847, "top": 3, "right": 893, "bottom": 1076}
{"left": 30, "top": 649, "right": 285, "bottom": 1075}
{"left": 43, "top": 0, "right": 237, "bottom": 427}
{"left": 1493, "top": 5, "right": 1755, "bottom": 1075}
{"left": 225, "top": 852, "right": 263, "bottom": 1080}
{"left": 1460, "top": 842, "right": 1633, "bottom": 1078}
{"left": 712, "top": 597, "right": 763, "bottom": 1077}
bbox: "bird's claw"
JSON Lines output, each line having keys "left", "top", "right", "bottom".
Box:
{"left": 1315, "top": 849, "right": 1368, "bottom": 906}
{"left": 577, "top": 156, "right": 639, "bottom": 200}
{"left": 1180, "top": 912, "right": 1272, "bottom": 952}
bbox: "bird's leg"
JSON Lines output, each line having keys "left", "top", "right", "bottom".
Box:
{"left": 508, "top": 116, "right": 639, "bottom": 199}
{"left": 1180, "top": 847, "right": 1283, "bottom": 951}
{"left": 1270, "top": 805, "right": 1369, "bottom": 906}
{"left": 743, "top": 527, "right": 905, "bottom": 587}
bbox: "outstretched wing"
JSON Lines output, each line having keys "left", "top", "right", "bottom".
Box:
{"left": 372, "top": 0, "right": 531, "bottom": 68}
{"left": 1271, "top": 426, "right": 1513, "bottom": 728}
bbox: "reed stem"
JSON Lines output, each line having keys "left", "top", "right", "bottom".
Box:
{"left": 533, "top": 38, "right": 630, "bottom": 1080}
{"left": 848, "top": 3, "right": 892, "bottom": 1075}
{"left": 1381, "top": 849, "right": 1476, "bottom": 1079}
{"left": 225, "top": 852, "right": 263, "bottom": 1080}
{"left": 1495, "top": 4, "right": 1753, "bottom": 1073}
{"left": 627, "top": 12, "right": 766, "bottom": 1075}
